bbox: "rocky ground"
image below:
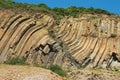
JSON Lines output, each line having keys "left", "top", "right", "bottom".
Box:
{"left": 0, "top": 64, "right": 67, "bottom": 80}
{"left": 68, "top": 68, "right": 120, "bottom": 80}
{"left": 0, "top": 64, "right": 120, "bottom": 80}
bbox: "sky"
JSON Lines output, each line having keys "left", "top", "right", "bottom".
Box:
{"left": 13, "top": 0, "right": 120, "bottom": 15}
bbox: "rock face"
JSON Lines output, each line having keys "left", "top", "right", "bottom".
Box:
{"left": 0, "top": 9, "right": 78, "bottom": 70}
{"left": 68, "top": 69, "right": 120, "bottom": 80}
{"left": 0, "top": 9, "right": 120, "bottom": 70}
{"left": 54, "top": 14, "right": 120, "bottom": 70}
{"left": 0, "top": 9, "right": 54, "bottom": 63}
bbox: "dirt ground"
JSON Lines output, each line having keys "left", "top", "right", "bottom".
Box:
{"left": 0, "top": 64, "right": 120, "bottom": 80}
{"left": 0, "top": 64, "right": 66, "bottom": 80}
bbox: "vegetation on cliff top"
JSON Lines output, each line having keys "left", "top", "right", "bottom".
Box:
{"left": 0, "top": 0, "right": 113, "bottom": 19}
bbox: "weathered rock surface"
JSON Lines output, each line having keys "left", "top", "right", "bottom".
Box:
{"left": 68, "top": 69, "right": 120, "bottom": 80}
{"left": 0, "top": 9, "right": 78, "bottom": 70}
{"left": 54, "top": 14, "right": 120, "bottom": 70}
{"left": 0, "top": 9, "right": 120, "bottom": 71}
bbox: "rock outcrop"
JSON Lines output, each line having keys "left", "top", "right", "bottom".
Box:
{"left": 54, "top": 14, "right": 120, "bottom": 70}
{"left": 68, "top": 69, "right": 120, "bottom": 80}
{"left": 0, "top": 9, "right": 120, "bottom": 71}
{"left": 0, "top": 9, "right": 78, "bottom": 70}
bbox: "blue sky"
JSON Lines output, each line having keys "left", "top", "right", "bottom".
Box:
{"left": 13, "top": 0, "right": 120, "bottom": 14}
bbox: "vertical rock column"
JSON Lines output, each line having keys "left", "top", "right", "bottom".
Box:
{"left": 117, "top": 22, "right": 120, "bottom": 37}
{"left": 98, "top": 20, "right": 102, "bottom": 37}
{"left": 117, "top": 22, "right": 120, "bottom": 59}
{"left": 82, "top": 20, "right": 87, "bottom": 36}
{"left": 107, "top": 20, "right": 111, "bottom": 37}
{"left": 111, "top": 20, "right": 115, "bottom": 34}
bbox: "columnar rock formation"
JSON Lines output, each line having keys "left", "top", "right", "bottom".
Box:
{"left": 0, "top": 9, "right": 54, "bottom": 63}
{"left": 54, "top": 14, "right": 120, "bottom": 70}
{"left": 0, "top": 9, "right": 120, "bottom": 70}
{"left": 0, "top": 9, "right": 78, "bottom": 70}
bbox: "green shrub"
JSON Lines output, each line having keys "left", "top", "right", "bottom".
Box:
{"left": 59, "top": 41, "right": 64, "bottom": 47}
{"left": 4, "top": 57, "right": 28, "bottom": 65}
{"left": 48, "top": 65, "right": 67, "bottom": 77}
{"left": 0, "top": 0, "right": 113, "bottom": 20}
{"left": 110, "top": 34, "right": 117, "bottom": 38}
{"left": 91, "top": 34, "right": 97, "bottom": 38}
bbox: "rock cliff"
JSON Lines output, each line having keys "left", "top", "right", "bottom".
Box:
{"left": 53, "top": 14, "right": 120, "bottom": 70}
{"left": 0, "top": 9, "right": 120, "bottom": 71}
